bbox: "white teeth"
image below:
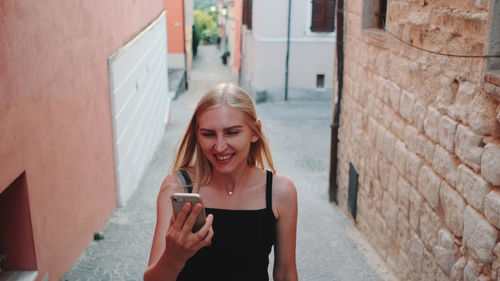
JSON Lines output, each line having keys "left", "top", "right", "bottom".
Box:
{"left": 217, "top": 154, "right": 232, "bottom": 160}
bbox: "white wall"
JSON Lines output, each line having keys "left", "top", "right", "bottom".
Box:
{"left": 108, "top": 12, "right": 170, "bottom": 206}
{"left": 240, "top": 0, "right": 335, "bottom": 101}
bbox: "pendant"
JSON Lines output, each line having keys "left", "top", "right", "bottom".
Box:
{"left": 228, "top": 191, "right": 233, "bottom": 195}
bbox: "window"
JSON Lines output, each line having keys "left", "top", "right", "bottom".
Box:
{"left": 378, "top": 0, "right": 387, "bottom": 28}
{"left": 311, "top": 0, "right": 335, "bottom": 32}
{"left": 242, "top": 0, "right": 252, "bottom": 30}
{"left": 316, "top": 74, "right": 325, "bottom": 88}
{"left": 0, "top": 173, "right": 37, "bottom": 272}
{"left": 487, "top": 1, "right": 500, "bottom": 72}
{"left": 362, "top": 0, "right": 387, "bottom": 30}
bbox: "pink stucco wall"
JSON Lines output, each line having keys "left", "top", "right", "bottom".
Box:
{"left": 233, "top": 0, "right": 243, "bottom": 72}
{"left": 0, "top": 0, "right": 163, "bottom": 279}
{"left": 164, "top": 0, "right": 186, "bottom": 54}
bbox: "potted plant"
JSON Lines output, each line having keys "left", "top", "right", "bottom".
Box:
{"left": 221, "top": 50, "right": 230, "bottom": 65}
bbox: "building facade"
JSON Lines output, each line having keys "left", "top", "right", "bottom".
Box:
{"left": 334, "top": 0, "right": 500, "bottom": 280}
{"left": 239, "top": 0, "right": 335, "bottom": 101}
{"left": 0, "top": 1, "right": 167, "bottom": 280}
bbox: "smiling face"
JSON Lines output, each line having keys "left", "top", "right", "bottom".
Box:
{"left": 196, "top": 105, "right": 259, "bottom": 175}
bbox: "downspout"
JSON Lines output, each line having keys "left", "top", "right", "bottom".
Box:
{"left": 329, "top": 0, "right": 344, "bottom": 204}
{"left": 284, "top": 0, "right": 292, "bottom": 101}
{"left": 181, "top": 0, "right": 189, "bottom": 90}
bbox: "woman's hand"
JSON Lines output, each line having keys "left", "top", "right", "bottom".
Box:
{"left": 144, "top": 174, "right": 214, "bottom": 281}
{"left": 163, "top": 202, "right": 214, "bottom": 262}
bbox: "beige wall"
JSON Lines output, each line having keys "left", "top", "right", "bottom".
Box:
{"left": 0, "top": 0, "right": 163, "bottom": 279}
{"left": 336, "top": 0, "right": 500, "bottom": 280}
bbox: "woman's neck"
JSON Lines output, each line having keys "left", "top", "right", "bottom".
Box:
{"left": 211, "top": 165, "right": 257, "bottom": 194}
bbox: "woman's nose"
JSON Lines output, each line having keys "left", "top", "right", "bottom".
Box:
{"left": 214, "top": 136, "right": 228, "bottom": 152}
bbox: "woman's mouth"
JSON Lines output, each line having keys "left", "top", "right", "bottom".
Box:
{"left": 214, "top": 153, "right": 234, "bottom": 161}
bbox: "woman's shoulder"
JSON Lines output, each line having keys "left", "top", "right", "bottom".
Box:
{"left": 159, "top": 171, "right": 187, "bottom": 195}
{"left": 272, "top": 173, "right": 297, "bottom": 202}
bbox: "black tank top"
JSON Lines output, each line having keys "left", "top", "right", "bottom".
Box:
{"left": 176, "top": 170, "right": 277, "bottom": 281}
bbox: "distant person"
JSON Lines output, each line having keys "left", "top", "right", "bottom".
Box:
{"left": 144, "top": 83, "right": 298, "bottom": 281}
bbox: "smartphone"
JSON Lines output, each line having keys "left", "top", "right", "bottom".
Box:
{"left": 170, "top": 193, "right": 207, "bottom": 232}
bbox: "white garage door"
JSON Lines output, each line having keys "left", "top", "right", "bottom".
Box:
{"left": 108, "top": 11, "right": 170, "bottom": 206}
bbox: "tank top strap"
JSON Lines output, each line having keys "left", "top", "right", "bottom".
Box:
{"left": 176, "top": 170, "right": 193, "bottom": 193}
{"left": 265, "top": 170, "right": 273, "bottom": 210}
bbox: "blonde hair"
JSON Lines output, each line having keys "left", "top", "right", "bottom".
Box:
{"left": 172, "top": 83, "right": 275, "bottom": 192}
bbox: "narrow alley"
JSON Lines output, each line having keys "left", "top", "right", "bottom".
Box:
{"left": 63, "top": 45, "right": 396, "bottom": 281}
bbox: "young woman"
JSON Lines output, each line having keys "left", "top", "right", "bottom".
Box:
{"left": 144, "top": 83, "right": 298, "bottom": 281}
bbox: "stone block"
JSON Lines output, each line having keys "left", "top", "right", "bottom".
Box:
{"left": 387, "top": 80, "right": 401, "bottom": 112}
{"left": 436, "top": 267, "right": 452, "bottom": 281}
{"left": 420, "top": 203, "right": 442, "bottom": 248}
{"left": 372, "top": 179, "right": 384, "bottom": 212}
{"left": 493, "top": 243, "right": 500, "bottom": 281}
{"left": 469, "top": 93, "right": 500, "bottom": 136}
{"left": 399, "top": 90, "right": 415, "bottom": 123}
{"left": 405, "top": 151, "right": 422, "bottom": 186}
{"left": 464, "top": 206, "right": 499, "bottom": 263}
{"left": 397, "top": 210, "right": 411, "bottom": 252}
{"left": 418, "top": 165, "right": 441, "bottom": 210}
{"left": 439, "top": 115, "right": 458, "bottom": 153}
{"left": 418, "top": 134, "right": 436, "bottom": 164}
{"left": 383, "top": 131, "right": 396, "bottom": 162}
{"left": 378, "top": 156, "right": 391, "bottom": 189}
{"left": 475, "top": 0, "right": 490, "bottom": 9}
{"left": 485, "top": 190, "right": 500, "bottom": 229}
{"left": 422, "top": 247, "right": 437, "bottom": 281}
{"left": 392, "top": 116, "right": 406, "bottom": 139}
{"left": 387, "top": 165, "right": 399, "bottom": 200}
{"left": 455, "top": 125, "right": 484, "bottom": 172}
{"left": 457, "top": 164, "right": 490, "bottom": 212}
{"left": 481, "top": 142, "right": 500, "bottom": 186}
{"left": 404, "top": 125, "right": 419, "bottom": 152}
{"left": 393, "top": 140, "right": 407, "bottom": 174}
{"left": 409, "top": 232, "right": 424, "bottom": 277}
{"left": 440, "top": 181, "right": 466, "bottom": 237}
{"left": 436, "top": 77, "right": 456, "bottom": 108}
{"left": 450, "top": 256, "right": 466, "bottom": 281}
{"left": 409, "top": 188, "right": 423, "bottom": 231}
{"left": 376, "top": 124, "right": 386, "bottom": 153}
{"left": 382, "top": 191, "right": 398, "bottom": 234}
{"left": 464, "top": 258, "right": 481, "bottom": 281}
{"left": 413, "top": 101, "right": 427, "bottom": 133}
{"left": 397, "top": 177, "right": 411, "bottom": 218}
{"left": 433, "top": 145, "right": 458, "bottom": 186}
{"left": 455, "top": 81, "right": 476, "bottom": 123}
{"left": 424, "top": 107, "right": 441, "bottom": 143}
{"left": 407, "top": 10, "right": 430, "bottom": 25}
{"left": 434, "top": 228, "right": 460, "bottom": 275}
{"left": 398, "top": 250, "right": 411, "bottom": 281}
{"left": 373, "top": 211, "right": 389, "bottom": 258}
{"left": 382, "top": 105, "right": 394, "bottom": 129}
{"left": 367, "top": 117, "right": 378, "bottom": 144}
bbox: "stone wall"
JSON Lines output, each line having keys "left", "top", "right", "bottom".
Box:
{"left": 336, "top": 1, "right": 500, "bottom": 280}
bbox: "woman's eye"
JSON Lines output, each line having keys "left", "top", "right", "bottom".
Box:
{"left": 202, "top": 133, "right": 215, "bottom": 137}
{"left": 227, "top": 131, "right": 239, "bottom": 135}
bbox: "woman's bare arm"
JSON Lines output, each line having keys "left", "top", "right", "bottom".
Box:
{"left": 272, "top": 174, "right": 299, "bottom": 281}
{"left": 144, "top": 173, "right": 214, "bottom": 281}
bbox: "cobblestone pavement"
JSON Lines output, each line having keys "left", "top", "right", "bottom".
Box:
{"left": 63, "top": 45, "right": 397, "bottom": 281}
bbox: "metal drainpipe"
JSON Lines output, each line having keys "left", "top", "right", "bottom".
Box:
{"left": 284, "top": 0, "right": 292, "bottom": 101}
{"left": 181, "top": 0, "right": 189, "bottom": 90}
{"left": 329, "top": 0, "right": 344, "bottom": 204}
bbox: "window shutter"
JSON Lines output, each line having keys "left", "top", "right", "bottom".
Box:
{"left": 243, "top": 0, "right": 253, "bottom": 30}
{"left": 311, "top": 0, "right": 335, "bottom": 32}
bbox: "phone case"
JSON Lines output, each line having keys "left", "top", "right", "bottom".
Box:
{"left": 171, "top": 193, "right": 207, "bottom": 232}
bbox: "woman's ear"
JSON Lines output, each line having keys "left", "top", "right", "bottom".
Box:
{"left": 251, "top": 120, "right": 262, "bottom": 143}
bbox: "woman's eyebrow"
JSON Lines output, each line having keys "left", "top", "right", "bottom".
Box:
{"left": 224, "top": 125, "right": 243, "bottom": 130}
{"left": 199, "top": 125, "right": 243, "bottom": 131}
